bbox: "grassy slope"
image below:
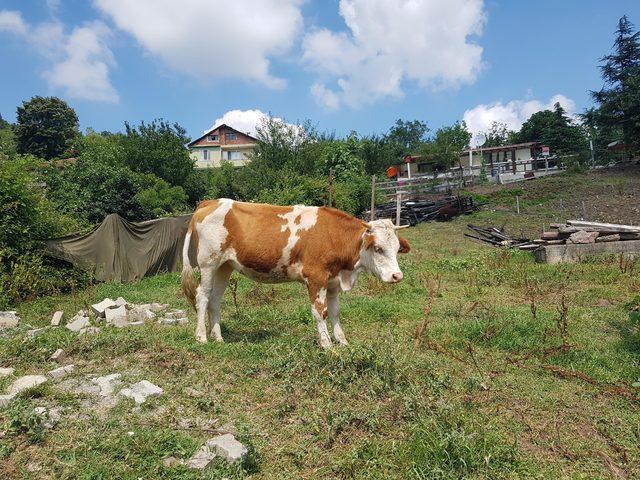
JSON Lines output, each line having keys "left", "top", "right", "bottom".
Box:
{"left": 1, "top": 168, "right": 639, "bottom": 479}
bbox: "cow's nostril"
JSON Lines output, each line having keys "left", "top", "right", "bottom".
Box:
{"left": 392, "top": 272, "right": 403, "bottom": 282}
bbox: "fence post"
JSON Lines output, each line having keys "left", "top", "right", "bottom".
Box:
{"left": 370, "top": 175, "right": 376, "bottom": 221}
{"left": 396, "top": 192, "right": 402, "bottom": 227}
{"left": 516, "top": 195, "right": 520, "bottom": 215}
{"left": 328, "top": 168, "right": 334, "bottom": 208}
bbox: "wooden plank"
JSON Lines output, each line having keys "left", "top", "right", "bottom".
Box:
{"left": 541, "top": 231, "right": 559, "bottom": 240}
{"left": 566, "top": 220, "right": 640, "bottom": 233}
{"left": 596, "top": 234, "right": 621, "bottom": 243}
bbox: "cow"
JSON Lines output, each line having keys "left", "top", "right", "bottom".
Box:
{"left": 181, "top": 199, "right": 411, "bottom": 348}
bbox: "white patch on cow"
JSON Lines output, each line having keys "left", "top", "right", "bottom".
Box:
{"left": 276, "top": 205, "right": 318, "bottom": 268}
{"left": 359, "top": 219, "right": 403, "bottom": 283}
{"left": 316, "top": 287, "right": 327, "bottom": 306}
{"left": 196, "top": 198, "right": 234, "bottom": 266}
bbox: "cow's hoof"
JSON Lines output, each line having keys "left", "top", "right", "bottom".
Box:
{"left": 214, "top": 337, "right": 224, "bottom": 343}
{"left": 337, "top": 340, "right": 349, "bottom": 347}
{"left": 195, "top": 335, "right": 208, "bottom": 344}
{"left": 320, "top": 340, "right": 333, "bottom": 349}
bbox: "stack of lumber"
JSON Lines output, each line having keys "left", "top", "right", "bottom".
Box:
{"left": 534, "top": 220, "right": 640, "bottom": 246}
{"left": 465, "top": 224, "right": 533, "bottom": 249}
{"left": 364, "top": 195, "right": 476, "bottom": 226}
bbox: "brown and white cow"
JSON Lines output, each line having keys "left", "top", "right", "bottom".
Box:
{"left": 181, "top": 199, "right": 410, "bottom": 348}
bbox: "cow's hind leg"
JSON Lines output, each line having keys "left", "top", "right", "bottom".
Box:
{"left": 307, "top": 281, "right": 332, "bottom": 349}
{"left": 327, "top": 288, "right": 348, "bottom": 346}
{"left": 195, "top": 266, "right": 215, "bottom": 343}
{"left": 207, "top": 263, "right": 233, "bottom": 342}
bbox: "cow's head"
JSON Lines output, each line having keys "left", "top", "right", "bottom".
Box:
{"left": 360, "top": 219, "right": 411, "bottom": 283}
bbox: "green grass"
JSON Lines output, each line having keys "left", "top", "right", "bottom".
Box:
{"left": 1, "top": 168, "right": 640, "bottom": 478}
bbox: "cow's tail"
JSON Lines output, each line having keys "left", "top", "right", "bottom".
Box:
{"left": 181, "top": 229, "right": 198, "bottom": 310}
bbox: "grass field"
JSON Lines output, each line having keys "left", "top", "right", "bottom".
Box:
{"left": 1, "top": 167, "right": 639, "bottom": 479}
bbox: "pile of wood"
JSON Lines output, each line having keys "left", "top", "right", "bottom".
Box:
{"left": 536, "top": 220, "right": 640, "bottom": 246}
{"left": 466, "top": 220, "right": 640, "bottom": 251}
{"left": 465, "top": 224, "right": 532, "bottom": 249}
{"left": 364, "top": 195, "right": 476, "bottom": 226}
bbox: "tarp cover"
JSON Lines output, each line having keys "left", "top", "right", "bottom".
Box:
{"left": 45, "top": 213, "right": 191, "bottom": 282}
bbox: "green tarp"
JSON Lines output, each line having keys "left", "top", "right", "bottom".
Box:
{"left": 45, "top": 213, "right": 191, "bottom": 282}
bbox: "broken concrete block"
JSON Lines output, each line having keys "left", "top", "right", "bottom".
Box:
{"left": 206, "top": 433, "right": 248, "bottom": 464}
{"left": 119, "top": 380, "right": 163, "bottom": 404}
{"left": 34, "top": 406, "right": 62, "bottom": 429}
{"left": 0, "top": 394, "right": 15, "bottom": 407}
{"left": 91, "top": 373, "right": 122, "bottom": 397}
{"left": 127, "top": 321, "right": 145, "bottom": 327}
{"left": 26, "top": 327, "right": 47, "bottom": 338}
{"left": 8, "top": 375, "right": 47, "bottom": 396}
{"left": 162, "top": 456, "right": 184, "bottom": 468}
{"left": 165, "top": 310, "right": 187, "bottom": 319}
{"left": 128, "top": 306, "right": 155, "bottom": 323}
{"left": 91, "top": 298, "right": 117, "bottom": 317}
{"left": 50, "top": 349, "right": 65, "bottom": 363}
{"left": 51, "top": 311, "right": 64, "bottom": 326}
{"left": 186, "top": 446, "right": 216, "bottom": 470}
{"left": 78, "top": 326, "right": 101, "bottom": 336}
{"left": 114, "top": 297, "right": 128, "bottom": 307}
{"left": 567, "top": 230, "right": 600, "bottom": 244}
{"left": 105, "top": 305, "right": 128, "bottom": 327}
{"left": 66, "top": 315, "right": 90, "bottom": 332}
{"left": 138, "top": 303, "right": 168, "bottom": 313}
{"left": 48, "top": 365, "right": 75, "bottom": 379}
{"left": 0, "top": 367, "right": 15, "bottom": 378}
{"left": 0, "top": 311, "right": 20, "bottom": 328}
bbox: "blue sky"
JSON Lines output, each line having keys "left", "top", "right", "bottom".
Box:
{"left": 0, "top": 0, "right": 638, "bottom": 142}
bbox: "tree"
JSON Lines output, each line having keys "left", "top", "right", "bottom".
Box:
{"left": 591, "top": 15, "right": 640, "bottom": 149}
{"left": 0, "top": 113, "right": 9, "bottom": 129}
{"left": 386, "top": 119, "right": 429, "bottom": 156}
{"left": 482, "top": 122, "right": 517, "bottom": 147}
{"left": 15, "top": 96, "right": 79, "bottom": 159}
{"left": 420, "top": 121, "right": 471, "bottom": 170}
{"left": 518, "top": 103, "right": 585, "bottom": 155}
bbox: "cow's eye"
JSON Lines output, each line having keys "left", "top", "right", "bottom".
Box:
{"left": 374, "top": 246, "right": 384, "bottom": 254}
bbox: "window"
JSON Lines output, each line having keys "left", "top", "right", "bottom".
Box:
{"left": 225, "top": 132, "right": 237, "bottom": 141}
{"left": 225, "top": 150, "right": 243, "bottom": 161}
{"left": 208, "top": 134, "right": 219, "bottom": 141}
{"left": 202, "top": 149, "right": 209, "bottom": 161}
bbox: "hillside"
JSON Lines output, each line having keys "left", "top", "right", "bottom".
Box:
{"left": 0, "top": 168, "right": 639, "bottom": 479}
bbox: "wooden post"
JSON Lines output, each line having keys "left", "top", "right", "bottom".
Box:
{"left": 370, "top": 175, "right": 376, "bottom": 221}
{"left": 328, "top": 168, "right": 334, "bottom": 208}
{"left": 516, "top": 195, "right": 520, "bottom": 215}
{"left": 396, "top": 191, "right": 402, "bottom": 227}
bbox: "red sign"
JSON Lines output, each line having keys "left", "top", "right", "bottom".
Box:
{"left": 403, "top": 155, "right": 414, "bottom": 163}
{"left": 541, "top": 146, "right": 550, "bottom": 156}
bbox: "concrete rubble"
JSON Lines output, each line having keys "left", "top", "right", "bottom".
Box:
{"left": 48, "top": 365, "right": 75, "bottom": 379}
{"left": 91, "top": 298, "right": 117, "bottom": 317}
{"left": 26, "top": 327, "right": 47, "bottom": 338}
{"left": 79, "top": 326, "right": 101, "bottom": 335}
{"left": 8, "top": 375, "right": 48, "bottom": 396}
{"left": 34, "top": 406, "right": 62, "bottom": 429}
{"left": 0, "top": 367, "right": 15, "bottom": 377}
{"left": 66, "top": 314, "right": 90, "bottom": 332}
{"left": 119, "top": 380, "right": 163, "bottom": 404}
{"left": 187, "top": 433, "right": 248, "bottom": 469}
{"left": 51, "top": 311, "right": 64, "bottom": 326}
{"left": 92, "top": 373, "right": 122, "bottom": 397}
{"left": 50, "top": 349, "right": 65, "bottom": 362}
{"left": 105, "top": 305, "right": 129, "bottom": 328}
{"left": 114, "top": 297, "right": 129, "bottom": 307}
{"left": 0, "top": 311, "right": 20, "bottom": 328}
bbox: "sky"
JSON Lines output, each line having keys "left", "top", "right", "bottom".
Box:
{"left": 0, "top": 0, "right": 638, "bottom": 144}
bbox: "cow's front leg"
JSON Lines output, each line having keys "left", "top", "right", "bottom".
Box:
{"left": 307, "top": 281, "right": 332, "bottom": 349}
{"left": 195, "top": 266, "right": 214, "bottom": 343}
{"left": 327, "top": 288, "right": 348, "bottom": 346}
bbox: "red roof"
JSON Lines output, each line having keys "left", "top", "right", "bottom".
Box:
{"left": 187, "top": 123, "right": 258, "bottom": 147}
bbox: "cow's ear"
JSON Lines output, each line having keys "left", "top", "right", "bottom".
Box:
{"left": 364, "top": 234, "right": 375, "bottom": 250}
{"left": 398, "top": 236, "right": 411, "bottom": 254}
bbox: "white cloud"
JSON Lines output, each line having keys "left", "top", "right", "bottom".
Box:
{"left": 93, "top": 0, "right": 303, "bottom": 89}
{"left": 303, "top": 0, "right": 486, "bottom": 109}
{"left": 0, "top": 10, "right": 117, "bottom": 102}
{"left": 207, "top": 109, "right": 297, "bottom": 137}
{"left": 463, "top": 94, "right": 576, "bottom": 144}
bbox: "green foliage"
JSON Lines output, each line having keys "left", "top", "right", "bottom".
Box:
{"left": 321, "top": 133, "right": 365, "bottom": 180}
{"left": 482, "top": 121, "right": 518, "bottom": 147}
{"left": 518, "top": 103, "right": 587, "bottom": 156}
{"left": 420, "top": 121, "right": 471, "bottom": 169}
{"left": 0, "top": 126, "right": 17, "bottom": 159}
{"left": 5, "top": 401, "right": 47, "bottom": 443}
{"left": 135, "top": 176, "right": 188, "bottom": 218}
{"left": 387, "top": 118, "right": 429, "bottom": 155}
{"left": 591, "top": 16, "right": 640, "bottom": 150}
{"left": 15, "top": 96, "right": 79, "bottom": 160}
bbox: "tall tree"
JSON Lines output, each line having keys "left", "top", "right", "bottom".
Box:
{"left": 420, "top": 121, "right": 471, "bottom": 170}
{"left": 15, "top": 96, "right": 79, "bottom": 160}
{"left": 386, "top": 119, "right": 429, "bottom": 155}
{"left": 518, "top": 103, "right": 585, "bottom": 155}
{"left": 0, "top": 113, "right": 9, "bottom": 129}
{"left": 591, "top": 15, "right": 640, "bottom": 149}
{"left": 482, "top": 121, "right": 517, "bottom": 147}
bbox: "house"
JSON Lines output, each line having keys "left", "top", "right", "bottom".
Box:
{"left": 459, "top": 142, "right": 542, "bottom": 176}
{"left": 188, "top": 124, "right": 258, "bottom": 168}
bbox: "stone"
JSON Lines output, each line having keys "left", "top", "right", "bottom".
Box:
{"left": 185, "top": 387, "right": 203, "bottom": 398}
{"left": 66, "top": 316, "right": 90, "bottom": 332}
{"left": 91, "top": 298, "right": 117, "bottom": 317}
{"left": 567, "top": 230, "right": 600, "bottom": 244}
{"left": 163, "top": 456, "right": 184, "bottom": 468}
{"left": 206, "top": 434, "right": 248, "bottom": 464}
{"left": 50, "top": 349, "right": 65, "bottom": 363}
{"left": 534, "top": 239, "right": 640, "bottom": 264}
{"left": 105, "top": 305, "right": 128, "bottom": 327}
{"left": 128, "top": 306, "right": 156, "bottom": 323}
{"left": 114, "top": 297, "right": 128, "bottom": 307}
{"left": 34, "top": 406, "right": 62, "bottom": 429}
{"left": 119, "top": 380, "right": 163, "bottom": 404}
{"left": 51, "top": 311, "right": 64, "bottom": 326}
{"left": 127, "top": 321, "right": 145, "bottom": 327}
{"left": 79, "top": 326, "right": 101, "bottom": 336}
{"left": 48, "top": 365, "right": 75, "bottom": 379}
{"left": 138, "top": 303, "right": 168, "bottom": 313}
{"left": 0, "top": 394, "right": 15, "bottom": 407}
{"left": 8, "top": 375, "right": 48, "bottom": 396}
{"left": 26, "top": 327, "right": 47, "bottom": 338}
{"left": 0, "top": 367, "right": 15, "bottom": 378}
{"left": 165, "top": 310, "right": 187, "bottom": 319}
{"left": 92, "top": 373, "right": 122, "bottom": 396}
{"left": 0, "top": 311, "right": 20, "bottom": 328}
{"left": 186, "top": 446, "right": 216, "bottom": 470}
